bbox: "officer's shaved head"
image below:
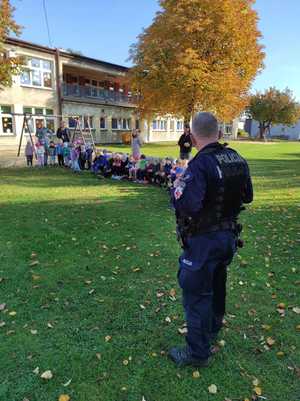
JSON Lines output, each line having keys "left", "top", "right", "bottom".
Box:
{"left": 192, "top": 112, "right": 219, "bottom": 138}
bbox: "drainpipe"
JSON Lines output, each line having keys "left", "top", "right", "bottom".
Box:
{"left": 55, "top": 48, "right": 63, "bottom": 122}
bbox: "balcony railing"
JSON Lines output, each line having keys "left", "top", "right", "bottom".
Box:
{"left": 62, "top": 83, "right": 138, "bottom": 106}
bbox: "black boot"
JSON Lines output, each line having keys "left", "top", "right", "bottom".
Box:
{"left": 168, "top": 346, "right": 210, "bottom": 367}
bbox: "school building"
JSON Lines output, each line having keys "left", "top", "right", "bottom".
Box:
{"left": 0, "top": 38, "right": 238, "bottom": 152}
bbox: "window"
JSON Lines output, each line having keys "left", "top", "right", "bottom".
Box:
{"left": 225, "top": 124, "right": 232, "bottom": 134}
{"left": 170, "top": 120, "right": 175, "bottom": 131}
{"left": 0, "top": 105, "right": 14, "bottom": 135}
{"left": 111, "top": 118, "right": 131, "bottom": 130}
{"left": 176, "top": 120, "right": 184, "bottom": 131}
{"left": 22, "top": 106, "right": 55, "bottom": 134}
{"left": 100, "top": 117, "right": 106, "bottom": 129}
{"left": 159, "top": 120, "right": 167, "bottom": 130}
{"left": 153, "top": 120, "right": 167, "bottom": 131}
{"left": 112, "top": 118, "right": 118, "bottom": 130}
{"left": 122, "top": 118, "right": 131, "bottom": 130}
{"left": 20, "top": 57, "right": 53, "bottom": 89}
{"left": 83, "top": 116, "right": 93, "bottom": 129}
{"left": 152, "top": 120, "right": 158, "bottom": 130}
{"left": 135, "top": 119, "right": 140, "bottom": 130}
{"left": 68, "top": 117, "right": 79, "bottom": 129}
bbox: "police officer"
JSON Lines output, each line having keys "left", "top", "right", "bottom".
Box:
{"left": 169, "top": 112, "right": 253, "bottom": 367}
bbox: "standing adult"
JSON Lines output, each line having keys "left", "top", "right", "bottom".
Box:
{"left": 169, "top": 112, "right": 253, "bottom": 367}
{"left": 178, "top": 124, "right": 193, "bottom": 160}
{"left": 56, "top": 121, "right": 70, "bottom": 143}
{"left": 131, "top": 129, "right": 142, "bottom": 160}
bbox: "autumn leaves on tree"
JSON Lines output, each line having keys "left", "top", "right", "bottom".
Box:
{"left": 130, "top": 0, "right": 265, "bottom": 122}
{"left": 0, "top": 0, "right": 23, "bottom": 89}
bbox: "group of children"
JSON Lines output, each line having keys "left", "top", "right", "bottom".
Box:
{"left": 25, "top": 138, "right": 187, "bottom": 188}
{"left": 92, "top": 150, "right": 187, "bottom": 187}
{"left": 25, "top": 139, "right": 94, "bottom": 172}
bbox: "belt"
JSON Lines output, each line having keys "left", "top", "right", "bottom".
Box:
{"left": 189, "top": 220, "right": 238, "bottom": 236}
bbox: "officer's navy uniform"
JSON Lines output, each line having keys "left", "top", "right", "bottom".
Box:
{"left": 172, "top": 142, "right": 253, "bottom": 362}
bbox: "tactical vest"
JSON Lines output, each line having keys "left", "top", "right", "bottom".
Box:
{"left": 178, "top": 143, "right": 249, "bottom": 236}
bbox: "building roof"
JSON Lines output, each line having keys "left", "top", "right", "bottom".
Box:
{"left": 5, "top": 37, "right": 129, "bottom": 73}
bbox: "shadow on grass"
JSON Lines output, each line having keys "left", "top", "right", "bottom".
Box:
{"left": 1, "top": 159, "right": 300, "bottom": 194}
{"left": 0, "top": 172, "right": 299, "bottom": 401}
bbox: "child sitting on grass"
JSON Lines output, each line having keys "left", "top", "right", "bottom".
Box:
{"left": 136, "top": 154, "right": 148, "bottom": 183}
{"left": 111, "top": 153, "right": 123, "bottom": 179}
{"left": 126, "top": 156, "right": 137, "bottom": 180}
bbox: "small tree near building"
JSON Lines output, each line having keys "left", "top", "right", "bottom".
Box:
{"left": 247, "top": 87, "right": 300, "bottom": 140}
{"left": 0, "top": 0, "right": 23, "bottom": 89}
{"left": 129, "top": 0, "right": 264, "bottom": 123}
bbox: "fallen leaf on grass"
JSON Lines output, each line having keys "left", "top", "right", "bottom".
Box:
{"left": 9, "top": 311, "right": 16, "bottom": 316}
{"left": 252, "top": 378, "right": 259, "bottom": 386}
{"left": 30, "top": 329, "right": 37, "bottom": 335}
{"left": 41, "top": 370, "right": 53, "bottom": 380}
{"left": 165, "top": 316, "right": 171, "bottom": 323}
{"left": 29, "top": 260, "right": 39, "bottom": 267}
{"left": 33, "top": 367, "right": 39, "bottom": 375}
{"left": 292, "top": 307, "right": 300, "bottom": 314}
{"left": 208, "top": 384, "right": 218, "bottom": 394}
{"left": 63, "top": 379, "right": 72, "bottom": 387}
{"left": 105, "top": 335, "right": 112, "bottom": 342}
{"left": 192, "top": 371, "right": 200, "bottom": 378}
{"left": 254, "top": 386, "right": 262, "bottom": 396}
{"left": 266, "top": 337, "right": 275, "bottom": 346}
{"left": 0, "top": 303, "right": 6, "bottom": 311}
{"left": 96, "top": 353, "right": 101, "bottom": 360}
{"left": 178, "top": 327, "right": 188, "bottom": 335}
{"left": 123, "top": 359, "right": 129, "bottom": 366}
{"left": 58, "top": 395, "right": 70, "bottom": 401}
{"left": 0, "top": 321, "right": 6, "bottom": 328}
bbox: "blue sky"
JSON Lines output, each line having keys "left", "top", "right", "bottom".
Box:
{"left": 11, "top": 0, "right": 300, "bottom": 100}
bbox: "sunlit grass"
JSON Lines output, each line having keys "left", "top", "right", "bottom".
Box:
{"left": 0, "top": 142, "right": 299, "bottom": 401}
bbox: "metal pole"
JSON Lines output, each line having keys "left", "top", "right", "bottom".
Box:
{"left": 17, "top": 115, "right": 27, "bottom": 157}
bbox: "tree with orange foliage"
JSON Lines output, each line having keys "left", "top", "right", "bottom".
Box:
{"left": 130, "top": 0, "right": 264, "bottom": 123}
{"left": 0, "top": 0, "right": 23, "bottom": 89}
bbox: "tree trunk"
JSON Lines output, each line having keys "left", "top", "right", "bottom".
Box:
{"left": 258, "top": 123, "right": 267, "bottom": 140}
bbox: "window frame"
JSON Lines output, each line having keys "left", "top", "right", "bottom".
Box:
{"left": 20, "top": 55, "right": 54, "bottom": 90}
{"left": 176, "top": 120, "right": 184, "bottom": 131}
{"left": 0, "top": 105, "right": 14, "bottom": 136}
{"left": 100, "top": 117, "right": 107, "bottom": 130}
{"left": 23, "top": 106, "right": 55, "bottom": 135}
{"left": 152, "top": 119, "right": 167, "bottom": 131}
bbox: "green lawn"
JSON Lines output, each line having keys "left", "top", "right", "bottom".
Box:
{"left": 0, "top": 142, "right": 299, "bottom": 401}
